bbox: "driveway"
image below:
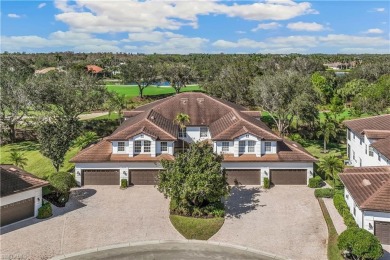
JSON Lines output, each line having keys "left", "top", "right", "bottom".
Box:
{"left": 211, "top": 186, "right": 327, "bottom": 260}
{"left": 0, "top": 186, "right": 183, "bottom": 260}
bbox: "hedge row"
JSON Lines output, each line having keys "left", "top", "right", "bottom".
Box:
{"left": 170, "top": 200, "right": 225, "bottom": 218}
{"left": 309, "top": 176, "right": 323, "bottom": 188}
{"left": 314, "top": 188, "right": 334, "bottom": 198}
{"left": 333, "top": 192, "right": 358, "bottom": 228}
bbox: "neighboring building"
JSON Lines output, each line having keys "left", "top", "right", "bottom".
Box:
{"left": 339, "top": 166, "right": 390, "bottom": 245}
{"left": 344, "top": 114, "right": 390, "bottom": 167}
{"left": 0, "top": 165, "right": 49, "bottom": 227}
{"left": 71, "top": 93, "right": 317, "bottom": 186}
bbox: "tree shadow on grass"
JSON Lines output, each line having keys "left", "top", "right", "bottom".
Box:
{"left": 8, "top": 141, "right": 40, "bottom": 152}
{"left": 224, "top": 186, "right": 264, "bottom": 219}
{"left": 0, "top": 189, "right": 96, "bottom": 235}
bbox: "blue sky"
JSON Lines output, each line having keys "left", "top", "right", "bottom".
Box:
{"left": 1, "top": 0, "right": 389, "bottom": 54}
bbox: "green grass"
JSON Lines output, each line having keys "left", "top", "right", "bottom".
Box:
{"left": 302, "top": 139, "right": 346, "bottom": 160}
{"left": 170, "top": 215, "right": 224, "bottom": 240}
{"left": 0, "top": 141, "right": 80, "bottom": 179}
{"left": 107, "top": 84, "right": 202, "bottom": 98}
{"left": 318, "top": 198, "right": 343, "bottom": 260}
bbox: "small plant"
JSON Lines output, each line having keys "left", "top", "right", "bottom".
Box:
{"left": 338, "top": 228, "right": 383, "bottom": 260}
{"left": 37, "top": 202, "right": 52, "bottom": 219}
{"left": 314, "top": 188, "right": 334, "bottom": 198}
{"left": 308, "top": 176, "right": 323, "bottom": 188}
{"left": 263, "top": 177, "right": 270, "bottom": 189}
{"left": 120, "top": 179, "right": 128, "bottom": 189}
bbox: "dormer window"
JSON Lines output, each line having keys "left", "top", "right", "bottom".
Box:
{"left": 134, "top": 140, "right": 151, "bottom": 154}
{"left": 265, "top": 142, "right": 272, "bottom": 152}
{"left": 118, "top": 141, "right": 125, "bottom": 152}
{"left": 200, "top": 127, "right": 208, "bottom": 138}
{"left": 248, "top": 141, "right": 255, "bottom": 152}
{"left": 178, "top": 127, "right": 187, "bottom": 138}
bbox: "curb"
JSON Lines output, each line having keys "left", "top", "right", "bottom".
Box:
{"left": 50, "top": 239, "right": 289, "bottom": 260}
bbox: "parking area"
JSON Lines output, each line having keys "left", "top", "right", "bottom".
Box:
{"left": 210, "top": 186, "right": 328, "bottom": 260}
{"left": 0, "top": 186, "right": 184, "bottom": 260}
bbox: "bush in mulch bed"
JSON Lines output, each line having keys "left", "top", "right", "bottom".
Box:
{"left": 37, "top": 202, "right": 53, "bottom": 219}
{"left": 43, "top": 192, "right": 69, "bottom": 207}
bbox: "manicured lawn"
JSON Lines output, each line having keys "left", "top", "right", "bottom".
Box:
{"left": 0, "top": 141, "right": 80, "bottom": 179}
{"left": 107, "top": 84, "right": 202, "bottom": 98}
{"left": 318, "top": 198, "right": 343, "bottom": 260}
{"left": 170, "top": 215, "right": 224, "bottom": 240}
{"left": 301, "top": 139, "right": 346, "bottom": 160}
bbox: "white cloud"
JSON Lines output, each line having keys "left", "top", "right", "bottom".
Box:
{"left": 318, "top": 34, "right": 389, "bottom": 47}
{"left": 38, "top": 3, "right": 46, "bottom": 9}
{"left": 126, "top": 31, "right": 183, "bottom": 43}
{"left": 287, "top": 22, "right": 325, "bottom": 31}
{"left": 54, "top": 0, "right": 316, "bottom": 34}
{"left": 1, "top": 31, "right": 119, "bottom": 52}
{"left": 251, "top": 22, "right": 281, "bottom": 32}
{"left": 8, "top": 13, "right": 21, "bottom": 18}
{"left": 373, "top": 8, "right": 385, "bottom": 12}
{"left": 235, "top": 31, "right": 246, "bottom": 34}
{"left": 364, "top": 28, "right": 384, "bottom": 34}
{"left": 339, "top": 48, "right": 390, "bottom": 54}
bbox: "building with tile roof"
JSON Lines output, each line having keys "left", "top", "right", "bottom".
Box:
{"left": 344, "top": 114, "right": 390, "bottom": 167}
{"left": 71, "top": 92, "right": 317, "bottom": 187}
{"left": 339, "top": 166, "right": 390, "bottom": 244}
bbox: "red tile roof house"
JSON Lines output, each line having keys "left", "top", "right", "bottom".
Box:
{"left": 70, "top": 93, "right": 317, "bottom": 187}
{"left": 344, "top": 114, "right": 390, "bottom": 167}
{"left": 339, "top": 166, "right": 390, "bottom": 245}
{"left": 0, "top": 165, "right": 49, "bottom": 227}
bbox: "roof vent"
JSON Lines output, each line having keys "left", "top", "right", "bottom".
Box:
{"left": 362, "top": 179, "right": 371, "bottom": 186}
{"left": 292, "top": 144, "right": 298, "bottom": 147}
{"left": 231, "top": 116, "right": 237, "bottom": 121}
{"left": 9, "top": 167, "right": 18, "bottom": 172}
{"left": 197, "top": 98, "right": 204, "bottom": 104}
{"left": 150, "top": 116, "right": 155, "bottom": 120}
{"left": 180, "top": 98, "right": 188, "bottom": 105}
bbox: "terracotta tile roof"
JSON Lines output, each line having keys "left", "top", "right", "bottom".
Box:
{"left": 86, "top": 65, "right": 103, "bottom": 74}
{"left": 70, "top": 139, "right": 174, "bottom": 163}
{"left": 371, "top": 136, "right": 390, "bottom": 160}
{"left": 240, "top": 111, "right": 261, "bottom": 118}
{"left": 344, "top": 114, "right": 390, "bottom": 139}
{"left": 222, "top": 140, "right": 317, "bottom": 162}
{"left": 361, "top": 130, "right": 390, "bottom": 139}
{"left": 339, "top": 166, "right": 390, "bottom": 212}
{"left": 123, "top": 111, "right": 143, "bottom": 118}
{"left": 1, "top": 165, "right": 49, "bottom": 197}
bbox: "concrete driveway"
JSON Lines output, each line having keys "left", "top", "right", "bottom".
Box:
{"left": 0, "top": 186, "right": 183, "bottom": 260}
{"left": 211, "top": 186, "right": 327, "bottom": 260}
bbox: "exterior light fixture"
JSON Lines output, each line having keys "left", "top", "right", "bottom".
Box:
{"left": 123, "top": 171, "right": 127, "bottom": 176}
{"left": 37, "top": 197, "right": 40, "bottom": 202}
{"left": 264, "top": 171, "right": 268, "bottom": 176}
{"left": 77, "top": 171, "right": 81, "bottom": 176}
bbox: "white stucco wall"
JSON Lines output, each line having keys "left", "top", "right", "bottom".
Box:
{"left": 363, "top": 211, "right": 390, "bottom": 235}
{"left": 75, "top": 162, "right": 163, "bottom": 186}
{"left": 180, "top": 126, "right": 210, "bottom": 143}
{"left": 221, "top": 161, "right": 314, "bottom": 185}
{"left": 347, "top": 128, "right": 390, "bottom": 167}
{"left": 0, "top": 188, "right": 43, "bottom": 218}
{"left": 344, "top": 187, "right": 363, "bottom": 227}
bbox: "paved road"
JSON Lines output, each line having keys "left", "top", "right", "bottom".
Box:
{"left": 59, "top": 241, "right": 281, "bottom": 260}
{"left": 211, "top": 186, "right": 327, "bottom": 260}
{"left": 78, "top": 112, "right": 109, "bottom": 120}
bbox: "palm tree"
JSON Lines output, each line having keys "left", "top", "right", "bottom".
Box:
{"left": 316, "top": 113, "right": 337, "bottom": 153}
{"left": 174, "top": 113, "right": 190, "bottom": 152}
{"left": 10, "top": 150, "right": 28, "bottom": 169}
{"left": 319, "top": 154, "right": 344, "bottom": 189}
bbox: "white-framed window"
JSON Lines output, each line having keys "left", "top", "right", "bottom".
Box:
{"left": 222, "top": 141, "right": 229, "bottom": 152}
{"left": 353, "top": 133, "right": 355, "bottom": 140}
{"left": 200, "top": 127, "right": 208, "bottom": 138}
{"left": 353, "top": 206, "right": 356, "bottom": 216}
{"left": 345, "top": 194, "right": 349, "bottom": 199}
{"left": 353, "top": 151, "right": 355, "bottom": 160}
{"left": 239, "top": 141, "right": 246, "bottom": 154}
{"left": 178, "top": 127, "right": 187, "bottom": 138}
{"left": 118, "top": 141, "right": 125, "bottom": 152}
{"left": 359, "top": 158, "right": 362, "bottom": 167}
{"left": 347, "top": 129, "right": 351, "bottom": 140}
{"left": 265, "top": 141, "right": 272, "bottom": 152}
{"left": 134, "top": 140, "right": 151, "bottom": 154}
{"left": 360, "top": 138, "right": 363, "bottom": 145}
{"left": 369, "top": 146, "right": 374, "bottom": 157}
{"left": 378, "top": 154, "right": 381, "bottom": 162}
{"left": 248, "top": 141, "right": 256, "bottom": 153}
{"left": 134, "top": 140, "right": 142, "bottom": 153}
{"left": 365, "top": 145, "right": 367, "bottom": 154}
{"left": 160, "top": 142, "right": 168, "bottom": 152}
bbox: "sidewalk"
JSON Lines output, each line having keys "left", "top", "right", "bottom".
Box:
{"left": 322, "top": 198, "right": 346, "bottom": 235}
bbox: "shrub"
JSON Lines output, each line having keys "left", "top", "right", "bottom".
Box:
{"left": 211, "top": 209, "right": 225, "bottom": 218}
{"left": 121, "top": 179, "right": 128, "bottom": 188}
{"left": 48, "top": 172, "right": 77, "bottom": 195}
{"left": 170, "top": 200, "right": 225, "bottom": 218}
{"left": 314, "top": 188, "right": 334, "bottom": 198}
{"left": 309, "top": 176, "right": 323, "bottom": 188}
{"left": 263, "top": 177, "right": 270, "bottom": 189}
{"left": 37, "top": 203, "right": 52, "bottom": 219}
{"left": 338, "top": 228, "right": 383, "bottom": 260}
{"left": 333, "top": 192, "right": 358, "bottom": 228}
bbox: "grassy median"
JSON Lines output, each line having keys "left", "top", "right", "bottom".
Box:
{"left": 170, "top": 215, "right": 224, "bottom": 240}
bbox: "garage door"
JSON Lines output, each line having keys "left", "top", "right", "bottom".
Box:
{"left": 82, "top": 170, "right": 120, "bottom": 185}
{"left": 270, "top": 169, "right": 307, "bottom": 185}
{"left": 375, "top": 221, "right": 390, "bottom": 245}
{"left": 1, "top": 197, "right": 34, "bottom": 227}
{"left": 130, "top": 170, "right": 160, "bottom": 185}
{"left": 226, "top": 169, "right": 260, "bottom": 185}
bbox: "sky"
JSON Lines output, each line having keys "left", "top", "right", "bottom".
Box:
{"left": 1, "top": 0, "right": 389, "bottom": 54}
